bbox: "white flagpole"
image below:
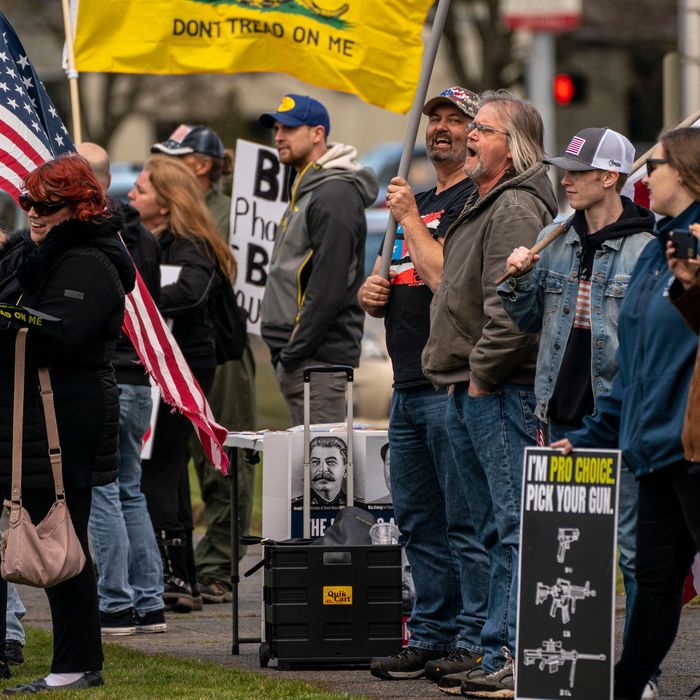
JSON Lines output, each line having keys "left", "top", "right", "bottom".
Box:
{"left": 61, "top": 0, "right": 83, "bottom": 144}
{"left": 378, "top": 0, "right": 452, "bottom": 278}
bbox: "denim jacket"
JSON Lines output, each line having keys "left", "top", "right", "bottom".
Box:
{"left": 498, "top": 216, "right": 653, "bottom": 422}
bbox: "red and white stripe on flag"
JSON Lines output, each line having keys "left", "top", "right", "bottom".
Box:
{"left": 629, "top": 116, "right": 700, "bottom": 604}
{"left": 123, "top": 269, "right": 230, "bottom": 473}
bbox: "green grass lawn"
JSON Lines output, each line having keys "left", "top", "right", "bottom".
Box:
{"left": 8, "top": 628, "right": 363, "bottom": 700}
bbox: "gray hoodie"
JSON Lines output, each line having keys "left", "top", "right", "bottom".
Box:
{"left": 261, "top": 143, "right": 378, "bottom": 369}
{"left": 422, "top": 162, "right": 557, "bottom": 390}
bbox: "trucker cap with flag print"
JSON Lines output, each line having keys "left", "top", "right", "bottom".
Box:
{"left": 151, "top": 124, "right": 225, "bottom": 159}
{"left": 544, "top": 127, "right": 635, "bottom": 174}
{"left": 422, "top": 86, "right": 480, "bottom": 119}
{"left": 259, "top": 94, "right": 331, "bottom": 136}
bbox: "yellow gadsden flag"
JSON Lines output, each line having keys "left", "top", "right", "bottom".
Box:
{"left": 73, "top": 0, "right": 435, "bottom": 114}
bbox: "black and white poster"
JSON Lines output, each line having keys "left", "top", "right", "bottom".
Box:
{"left": 516, "top": 447, "right": 620, "bottom": 700}
{"left": 262, "top": 430, "right": 395, "bottom": 540}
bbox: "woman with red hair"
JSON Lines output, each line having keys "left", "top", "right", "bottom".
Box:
{"left": 0, "top": 154, "right": 135, "bottom": 692}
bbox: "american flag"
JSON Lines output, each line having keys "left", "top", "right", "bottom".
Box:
{"left": 0, "top": 12, "right": 74, "bottom": 200}
{"left": 0, "top": 11, "right": 229, "bottom": 473}
{"left": 565, "top": 135, "right": 586, "bottom": 156}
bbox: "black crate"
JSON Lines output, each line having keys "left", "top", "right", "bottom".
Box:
{"left": 261, "top": 542, "right": 403, "bottom": 668}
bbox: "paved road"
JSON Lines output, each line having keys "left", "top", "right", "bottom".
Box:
{"left": 16, "top": 545, "right": 700, "bottom": 699}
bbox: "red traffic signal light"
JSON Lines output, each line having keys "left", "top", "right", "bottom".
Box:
{"left": 553, "top": 72, "right": 588, "bottom": 107}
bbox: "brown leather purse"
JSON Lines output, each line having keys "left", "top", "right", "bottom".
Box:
{"left": 1, "top": 328, "right": 86, "bottom": 587}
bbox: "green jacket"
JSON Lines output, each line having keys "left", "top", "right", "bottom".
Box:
{"left": 422, "top": 162, "right": 557, "bottom": 390}
{"left": 205, "top": 187, "right": 232, "bottom": 242}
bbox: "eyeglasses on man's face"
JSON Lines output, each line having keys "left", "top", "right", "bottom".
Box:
{"left": 645, "top": 158, "right": 667, "bottom": 177}
{"left": 467, "top": 121, "right": 508, "bottom": 136}
{"left": 18, "top": 193, "right": 68, "bottom": 217}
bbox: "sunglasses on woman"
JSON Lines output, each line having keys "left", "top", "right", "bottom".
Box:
{"left": 18, "top": 193, "right": 68, "bottom": 216}
{"left": 645, "top": 158, "right": 667, "bottom": 177}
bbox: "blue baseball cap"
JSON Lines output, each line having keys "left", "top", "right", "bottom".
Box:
{"left": 259, "top": 94, "right": 331, "bottom": 136}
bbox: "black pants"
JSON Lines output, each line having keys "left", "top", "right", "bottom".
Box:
{"left": 615, "top": 461, "right": 700, "bottom": 700}
{"left": 0, "top": 486, "right": 102, "bottom": 673}
{"left": 141, "top": 367, "right": 215, "bottom": 535}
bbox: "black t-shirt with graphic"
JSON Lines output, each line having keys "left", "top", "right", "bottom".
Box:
{"left": 382, "top": 179, "right": 474, "bottom": 388}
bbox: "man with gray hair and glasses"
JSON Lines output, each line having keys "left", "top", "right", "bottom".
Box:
{"left": 422, "top": 90, "right": 557, "bottom": 698}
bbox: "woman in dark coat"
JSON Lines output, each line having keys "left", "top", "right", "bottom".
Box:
{"left": 553, "top": 128, "right": 700, "bottom": 700}
{"left": 0, "top": 154, "right": 135, "bottom": 692}
{"left": 128, "top": 155, "right": 235, "bottom": 613}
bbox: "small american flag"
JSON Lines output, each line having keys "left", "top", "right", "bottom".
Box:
{"left": 565, "top": 135, "right": 586, "bottom": 156}
{"left": 0, "top": 11, "right": 74, "bottom": 200}
{"left": 0, "top": 11, "right": 229, "bottom": 473}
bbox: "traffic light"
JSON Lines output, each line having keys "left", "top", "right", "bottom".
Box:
{"left": 553, "top": 72, "right": 588, "bottom": 107}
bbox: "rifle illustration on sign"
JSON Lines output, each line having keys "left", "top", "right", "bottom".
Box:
{"left": 523, "top": 639, "right": 607, "bottom": 688}
{"left": 556, "top": 527, "right": 580, "bottom": 563}
{"left": 536, "top": 578, "right": 596, "bottom": 624}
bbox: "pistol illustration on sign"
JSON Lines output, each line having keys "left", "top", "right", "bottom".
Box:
{"left": 523, "top": 638, "right": 606, "bottom": 688}
{"left": 535, "top": 578, "right": 596, "bottom": 624}
{"left": 556, "top": 527, "right": 580, "bottom": 563}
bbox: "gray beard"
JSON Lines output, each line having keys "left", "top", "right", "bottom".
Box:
{"left": 464, "top": 158, "right": 485, "bottom": 181}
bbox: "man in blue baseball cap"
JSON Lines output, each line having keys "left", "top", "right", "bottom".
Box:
{"left": 258, "top": 94, "right": 378, "bottom": 425}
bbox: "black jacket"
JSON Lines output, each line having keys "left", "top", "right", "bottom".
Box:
{"left": 0, "top": 216, "right": 135, "bottom": 489}
{"left": 158, "top": 230, "right": 219, "bottom": 370}
{"left": 110, "top": 202, "right": 161, "bottom": 386}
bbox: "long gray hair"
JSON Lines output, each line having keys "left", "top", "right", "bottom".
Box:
{"left": 480, "top": 90, "right": 545, "bottom": 174}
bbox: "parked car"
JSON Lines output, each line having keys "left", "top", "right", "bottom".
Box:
{"left": 360, "top": 142, "right": 435, "bottom": 207}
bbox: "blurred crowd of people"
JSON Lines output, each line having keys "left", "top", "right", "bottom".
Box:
{"left": 0, "top": 86, "right": 698, "bottom": 700}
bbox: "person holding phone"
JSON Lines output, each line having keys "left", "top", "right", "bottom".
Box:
{"left": 667, "top": 221, "right": 700, "bottom": 467}
{"left": 552, "top": 127, "right": 700, "bottom": 700}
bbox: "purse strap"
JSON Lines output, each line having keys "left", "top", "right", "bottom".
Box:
{"left": 7, "top": 328, "right": 65, "bottom": 510}
{"left": 9, "top": 329, "right": 27, "bottom": 506}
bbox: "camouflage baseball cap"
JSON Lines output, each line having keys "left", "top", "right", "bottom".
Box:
{"left": 423, "top": 86, "right": 480, "bottom": 119}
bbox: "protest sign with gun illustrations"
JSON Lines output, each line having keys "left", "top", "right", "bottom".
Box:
{"left": 516, "top": 447, "right": 620, "bottom": 700}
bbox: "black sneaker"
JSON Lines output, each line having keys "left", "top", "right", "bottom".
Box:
{"left": 438, "top": 667, "right": 485, "bottom": 695}
{"left": 135, "top": 609, "right": 167, "bottom": 634}
{"left": 4, "top": 641, "right": 23, "bottom": 665}
{"left": 99, "top": 607, "right": 136, "bottom": 636}
{"left": 370, "top": 647, "right": 445, "bottom": 680}
{"left": 460, "top": 649, "right": 514, "bottom": 698}
{"left": 163, "top": 577, "right": 193, "bottom": 613}
{"left": 425, "top": 648, "right": 483, "bottom": 682}
{"left": 198, "top": 577, "right": 233, "bottom": 604}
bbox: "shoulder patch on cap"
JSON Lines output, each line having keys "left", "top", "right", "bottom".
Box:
{"left": 278, "top": 96, "right": 296, "bottom": 112}
{"left": 565, "top": 136, "right": 585, "bottom": 156}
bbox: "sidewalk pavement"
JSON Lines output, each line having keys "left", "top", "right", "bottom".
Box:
{"left": 15, "top": 545, "right": 700, "bottom": 699}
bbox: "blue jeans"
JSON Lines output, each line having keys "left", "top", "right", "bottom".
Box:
{"left": 389, "top": 386, "right": 488, "bottom": 653}
{"left": 6, "top": 583, "right": 25, "bottom": 644}
{"left": 89, "top": 384, "right": 164, "bottom": 614}
{"left": 549, "top": 420, "right": 639, "bottom": 638}
{"left": 446, "top": 383, "right": 537, "bottom": 672}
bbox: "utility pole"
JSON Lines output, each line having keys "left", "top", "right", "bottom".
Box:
{"left": 526, "top": 32, "right": 556, "bottom": 160}
{"left": 679, "top": 0, "right": 700, "bottom": 117}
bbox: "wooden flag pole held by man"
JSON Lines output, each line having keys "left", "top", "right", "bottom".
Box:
{"left": 378, "top": 0, "right": 452, "bottom": 279}
{"left": 60, "top": 0, "right": 82, "bottom": 143}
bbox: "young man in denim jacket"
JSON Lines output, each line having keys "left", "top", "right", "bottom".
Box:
{"left": 497, "top": 127, "right": 657, "bottom": 698}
